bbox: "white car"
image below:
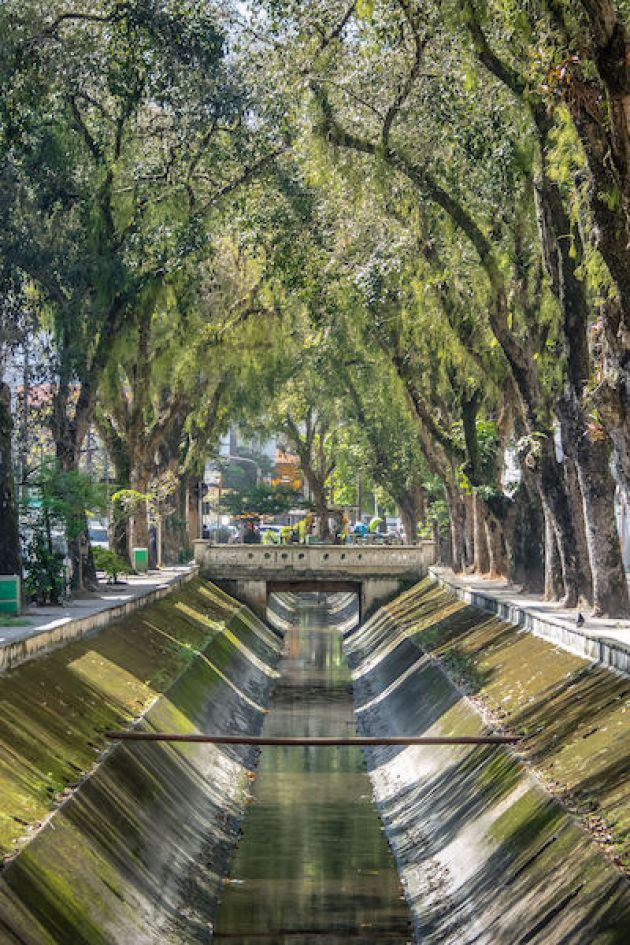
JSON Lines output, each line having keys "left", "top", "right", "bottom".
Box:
{"left": 88, "top": 523, "right": 109, "bottom": 549}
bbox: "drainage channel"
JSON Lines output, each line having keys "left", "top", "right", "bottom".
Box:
{"left": 211, "top": 594, "right": 414, "bottom": 944}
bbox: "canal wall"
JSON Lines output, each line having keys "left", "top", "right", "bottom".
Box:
{"left": 0, "top": 578, "right": 282, "bottom": 945}
{"left": 0, "top": 568, "right": 199, "bottom": 674}
{"left": 344, "top": 578, "right": 630, "bottom": 945}
{"left": 430, "top": 567, "right": 630, "bottom": 675}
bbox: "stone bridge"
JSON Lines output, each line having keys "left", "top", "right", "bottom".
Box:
{"left": 192, "top": 541, "right": 435, "bottom": 618}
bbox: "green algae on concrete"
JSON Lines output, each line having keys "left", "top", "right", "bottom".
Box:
{"left": 0, "top": 578, "right": 233, "bottom": 859}
{"left": 387, "top": 578, "right": 630, "bottom": 874}
{"left": 346, "top": 584, "right": 630, "bottom": 945}
{"left": 0, "top": 576, "right": 281, "bottom": 945}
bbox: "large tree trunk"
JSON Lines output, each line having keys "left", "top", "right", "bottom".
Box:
{"left": 111, "top": 511, "right": 130, "bottom": 563}
{"left": 599, "top": 373, "right": 630, "bottom": 501}
{"left": 591, "top": 296, "right": 630, "bottom": 507}
{"left": 536, "top": 168, "right": 628, "bottom": 614}
{"left": 400, "top": 506, "right": 416, "bottom": 546}
{"left": 559, "top": 0, "right": 630, "bottom": 397}
{"left": 397, "top": 486, "right": 424, "bottom": 545}
{"left": 577, "top": 443, "right": 629, "bottom": 616}
{"left": 544, "top": 512, "right": 564, "bottom": 602}
{"left": 535, "top": 440, "right": 580, "bottom": 606}
{"left": 399, "top": 501, "right": 419, "bottom": 546}
{"left": 432, "top": 517, "right": 452, "bottom": 567}
{"left": 186, "top": 478, "right": 201, "bottom": 546}
{"left": 162, "top": 478, "right": 188, "bottom": 565}
{"left": 0, "top": 382, "right": 21, "bottom": 576}
{"left": 463, "top": 493, "right": 475, "bottom": 568}
{"left": 305, "top": 470, "right": 331, "bottom": 540}
{"left": 564, "top": 392, "right": 630, "bottom": 616}
{"left": 532, "top": 50, "right": 630, "bottom": 511}
{"left": 111, "top": 458, "right": 131, "bottom": 564}
{"left": 506, "top": 477, "right": 545, "bottom": 593}
{"left": 484, "top": 506, "right": 507, "bottom": 578}
{"left": 560, "top": 440, "right": 593, "bottom": 603}
{"left": 473, "top": 493, "right": 490, "bottom": 574}
{"left": 445, "top": 486, "right": 465, "bottom": 573}
{"left": 315, "top": 491, "right": 331, "bottom": 541}
{"left": 130, "top": 468, "right": 150, "bottom": 553}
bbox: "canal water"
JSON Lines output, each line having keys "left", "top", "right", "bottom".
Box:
{"left": 212, "top": 595, "right": 413, "bottom": 944}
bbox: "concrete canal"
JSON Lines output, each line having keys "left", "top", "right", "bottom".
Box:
{"left": 0, "top": 576, "right": 629, "bottom": 944}
{"left": 213, "top": 593, "right": 412, "bottom": 943}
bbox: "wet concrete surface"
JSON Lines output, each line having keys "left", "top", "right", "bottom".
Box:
{"left": 0, "top": 580, "right": 283, "bottom": 945}
{"left": 3, "top": 581, "right": 627, "bottom": 945}
{"left": 212, "top": 595, "right": 413, "bottom": 944}
{"left": 344, "top": 585, "right": 630, "bottom": 945}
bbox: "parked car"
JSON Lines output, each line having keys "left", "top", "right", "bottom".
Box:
{"left": 88, "top": 522, "right": 110, "bottom": 550}
{"left": 386, "top": 525, "right": 405, "bottom": 544}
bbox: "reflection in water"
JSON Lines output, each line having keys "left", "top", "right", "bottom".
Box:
{"left": 212, "top": 595, "right": 413, "bottom": 944}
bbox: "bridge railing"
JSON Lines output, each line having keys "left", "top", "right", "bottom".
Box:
{"left": 193, "top": 541, "right": 435, "bottom": 573}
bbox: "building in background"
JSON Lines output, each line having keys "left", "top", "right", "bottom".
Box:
{"left": 202, "top": 428, "right": 304, "bottom": 532}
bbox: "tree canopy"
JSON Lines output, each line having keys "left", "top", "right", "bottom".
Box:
{"left": 2, "top": 0, "right": 630, "bottom": 615}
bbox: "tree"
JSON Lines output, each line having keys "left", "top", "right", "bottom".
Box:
{"left": 0, "top": 0, "right": 284, "bottom": 583}
{"left": 341, "top": 367, "right": 428, "bottom": 545}
{"left": 268, "top": 350, "right": 342, "bottom": 540}
{"left": 0, "top": 272, "right": 25, "bottom": 576}
{"left": 459, "top": 0, "right": 629, "bottom": 614}
{"left": 219, "top": 483, "right": 305, "bottom": 518}
{"left": 246, "top": 0, "right": 627, "bottom": 612}
{"left": 0, "top": 381, "right": 20, "bottom": 576}
{"left": 4, "top": 0, "right": 630, "bottom": 616}
{"left": 21, "top": 461, "right": 107, "bottom": 601}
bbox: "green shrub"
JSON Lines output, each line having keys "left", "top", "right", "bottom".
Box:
{"left": 93, "top": 547, "right": 130, "bottom": 583}
{"left": 23, "top": 532, "right": 67, "bottom": 605}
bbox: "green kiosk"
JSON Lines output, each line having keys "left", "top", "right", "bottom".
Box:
{"left": 0, "top": 575, "right": 20, "bottom": 616}
{"left": 132, "top": 547, "right": 149, "bottom": 573}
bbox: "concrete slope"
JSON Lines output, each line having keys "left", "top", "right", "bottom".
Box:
{"left": 344, "top": 582, "right": 630, "bottom": 945}
{"left": 0, "top": 579, "right": 282, "bottom": 945}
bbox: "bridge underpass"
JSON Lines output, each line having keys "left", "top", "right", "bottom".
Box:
{"left": 192, "top": 542, "right": 434, "bottom": 619}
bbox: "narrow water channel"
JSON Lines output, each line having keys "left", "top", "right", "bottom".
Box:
{"left": 212, "top": 594, "right": 413, "bottom": 944}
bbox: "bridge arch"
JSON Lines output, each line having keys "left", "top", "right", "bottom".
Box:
{"left": 193, "top": 541, "right": 434, "bottom": 620}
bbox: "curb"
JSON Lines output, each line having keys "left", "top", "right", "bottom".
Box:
{"left": 0, "top": 567, "right": 198, "bottom": 674}
{"left": 428, "top": 567, "right": 630, "bottom": 676}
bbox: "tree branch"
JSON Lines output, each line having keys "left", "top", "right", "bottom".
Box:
{"left": 315, "top": 86, "right": 539, "bottom": 415}
{"left": 185, "top": 375, "right": 230, "bottom": 469}
{"left": 26, "top": 12, "right": 115, "bottom": 50}
{"left": 578, "top": 0, "right": 623, "bottom": 52}
{"left": 461, "top": 0, "right": 527, "bottom": 99}
{"left": 199, "top": 147, "right": 288, "bottom": 213}
{"left": 68, "top": 95, "right": 103, "bottom": 163}
{"left": 383, "top": 1, "right": 427, "bottom": 150}
{"left": 72, "top": 293, "right": 130, "bottom": 447}
{"left": 306, "top": 2, "right": 357, "bottom": 74}
{"left": 284, "top": 413, "right": 309, "bottom": 464}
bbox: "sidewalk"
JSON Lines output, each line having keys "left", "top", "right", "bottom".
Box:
{"left": 0, "top": 566, "right": 197, "bottom": 672}
{"left": 429, "top": 567, "right": 630, "bottom": 675}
